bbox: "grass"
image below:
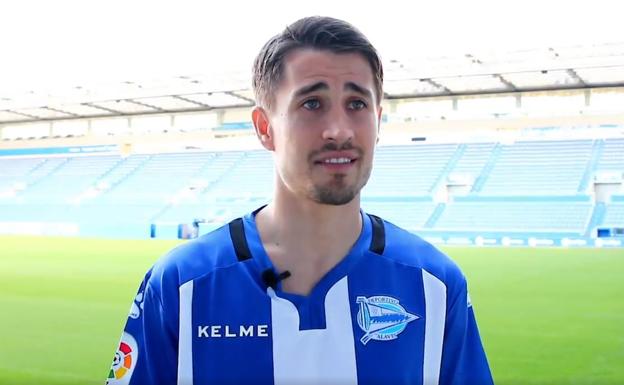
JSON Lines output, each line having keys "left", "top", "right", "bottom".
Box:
{"left": 0, "top": 236, "right": 622, "bottom": 384}
{"left": 443, "top": 246, "right": 624, "bottom": 385}
{"left": 0, "top": 236, "right": 182, "bottom": 385}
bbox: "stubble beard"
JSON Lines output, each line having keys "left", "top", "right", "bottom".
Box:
{"left": 312, "top": 174, "right": 358, "bottom": 205}
{"left": 310, "top": 162, "right": 372, "bottom": 206}
{"left": 304, "top": 141, "right": 373, "bottom": 206}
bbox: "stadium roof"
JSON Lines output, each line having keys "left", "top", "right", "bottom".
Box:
{"left": 1, "top": 42, "right": 623, "bottom": 124}
{"left": 2, "top": 0, "right": 623, "bottom": 125}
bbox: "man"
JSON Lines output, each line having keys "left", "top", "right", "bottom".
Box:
{"left": 106, "top": 16, "right": 494, "bottom": 385}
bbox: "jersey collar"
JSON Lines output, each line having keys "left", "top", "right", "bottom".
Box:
{"left": 240, "top": 206, "right": 373, "bottom": 301}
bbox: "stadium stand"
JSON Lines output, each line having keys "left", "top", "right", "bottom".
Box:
{"left": 360, "top": 197, "right": 437, "bottom": 232}
{"left": 364, "top": 144, "right": 458, "bottom": 196}
{"left": 601, "top": 195, "right": 624, "bottom": 227}
{"left": 597, "top": 138, "right": 624, "bottom": 171}
{"left": 0, "top": 137, "right": 622, "bottom": 245}
{"left": 434, "top": 196, "right": 593, "bottom": 235}
{"left": 478, "top": 140, "right": 593, "bottom": 195}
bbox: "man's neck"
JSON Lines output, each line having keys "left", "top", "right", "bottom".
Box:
{"left": 255, "top": 192, "right": 362, "bottom": 296}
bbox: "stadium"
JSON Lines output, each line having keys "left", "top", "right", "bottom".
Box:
{"left": 1, "top": 2, "right": 623, "bottom": 384}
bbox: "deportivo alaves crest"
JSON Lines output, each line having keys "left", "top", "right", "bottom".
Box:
{"left": 356, "top": 295, "right": 419, "bottom": 345}
{"left": 129, "top": 291, "right": 144, "bottom": 320}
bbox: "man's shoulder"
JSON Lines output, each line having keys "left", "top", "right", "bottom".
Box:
{"left": 376, "top": 216, "right": 465, "bottom": 286}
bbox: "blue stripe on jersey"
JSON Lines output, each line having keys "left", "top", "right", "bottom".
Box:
{"left": 348, "top": 250, "right": 428, "bottom": 384}
{"left": 189, "top": 261, "right": 274, "bottom": 384}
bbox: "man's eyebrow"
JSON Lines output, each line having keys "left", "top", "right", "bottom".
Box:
{"left": 345, "top": 82, "right": 373, "bottom": 100}
{"left": 293, "top": 81, "right": 374, "bottom": 101}
{"left": 294, "top": 82, "right": 329, "bottom": 98}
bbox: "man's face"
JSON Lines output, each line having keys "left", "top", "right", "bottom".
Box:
{"left": 256, "top": 48, "right": 382, "bottom": 206}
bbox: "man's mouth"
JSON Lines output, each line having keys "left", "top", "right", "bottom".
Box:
{"left": 315, "top": 157, "right": 356, "bottom": 165}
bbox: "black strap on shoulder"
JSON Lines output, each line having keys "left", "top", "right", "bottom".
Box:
{"left": 367, "top": 214, "right": 385, "bottom": 255}
{"left": 228, "top": 217, "right": 252, "bottom": 261}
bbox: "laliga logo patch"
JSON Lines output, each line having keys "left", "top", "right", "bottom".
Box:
{"left": 107, "top": 332, "right": 138, "bottom": 385}
{"left": 129, "top": 291, "right": 144, "bottom": 319}
{"left": 356, "top": 295, "right": 419, "bottom": 345}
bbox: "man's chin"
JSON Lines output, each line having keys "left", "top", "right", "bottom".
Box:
{"left": 318, "top": 196, "right": 356, "bottom": 206}
{"left": 311, "top": 186, "right": 359, "bottom": 206}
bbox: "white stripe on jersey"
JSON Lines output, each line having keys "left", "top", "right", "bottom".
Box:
{"left": 178, "top": 281, "right": 194, "bottom": 385}
{"left": 270, "top": 276, "right": 358, "bottom": 385}
{"left": 422, "top": 269, "right": 447, "bottom": 385}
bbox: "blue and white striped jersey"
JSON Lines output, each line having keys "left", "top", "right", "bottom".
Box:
{"left": 106, "top": 208, "right": 493, "bottom": 385}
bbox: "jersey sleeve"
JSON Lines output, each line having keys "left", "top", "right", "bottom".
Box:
{"left": 439, "top": 279, "right": 494, "bottom": 385}
{"left": 106, "top": 270, "right": 178, "bottom": 385}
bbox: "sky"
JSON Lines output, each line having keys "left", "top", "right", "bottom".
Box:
{"left": 0, "top": 0, "right": 622, "bottom": 96}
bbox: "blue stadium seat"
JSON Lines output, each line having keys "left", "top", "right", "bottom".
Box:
{"left": 1, "top": 139, "right": 622, "bottom": 240}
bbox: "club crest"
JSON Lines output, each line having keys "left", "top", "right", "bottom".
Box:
{"left": 356, "top": 295, "right": 419, "bottom": 345}
{"left": 129, "top": 291, "right": 144, "bottom": 319}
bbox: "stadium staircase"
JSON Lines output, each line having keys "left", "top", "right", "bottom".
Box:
{"left": 424, "top": 203, "right": 446, "bottom": 228}
{"left": 585, "top": 202, "right": 606, "bottom": 237}
{"left": 429, "top": 143, "right": 466, "bottom": 193}
{"left": 18, "top": 157, "right": 48, "bottom": 177}
{"left": 577, "top": 139, "right": 604, "bottom": 193}
{"left": 151, "top": 151, "right": 248, "bottom": 223}
{"left": 22, "top": 157, "right": 70, "bottom": 191}
{"left": 470, "top": 143, "right": 501, "bottom": 193}
{"left": 94, "top": 154, "right": 153, "bottom": 193}
{"left": 0, "top": 157, "right": 43, "bottom": 193}
{"left": 452, "top": 143, "right": 495, "bottom": 178}
{"left": 204, "top": 151, "right": 273, "bottom": 199}
{"left": 193, "top": 152, "right": 243, "bottom": 196}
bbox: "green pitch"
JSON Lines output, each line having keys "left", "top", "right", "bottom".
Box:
{"left": 0, "top": 236, "right": 622, "bottom": 385}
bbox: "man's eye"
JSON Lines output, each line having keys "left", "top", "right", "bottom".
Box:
{"left": 302, "top": 99, "right": 321, "bottom": 110}
{"left": 348, "top": 100, "right": 367, "bottom": 110}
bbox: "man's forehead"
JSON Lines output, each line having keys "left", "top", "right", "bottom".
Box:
{"left": 281, "top": 49, "right": 375, "bottom": 88}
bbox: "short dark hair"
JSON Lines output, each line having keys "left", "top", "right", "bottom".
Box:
{"left": 252, "top": 16, "right": 383, "bottom": 109}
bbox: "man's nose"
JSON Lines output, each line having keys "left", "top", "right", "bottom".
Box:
{"left": 322, "top": 106, "right": 354, "bottom": 143}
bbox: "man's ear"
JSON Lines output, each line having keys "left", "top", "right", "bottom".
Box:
{"left": 252, "top": 106, "right": 275, "bottom": 151}
{"left": 376, "top": 105, "right": 383, "bottom": 144}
